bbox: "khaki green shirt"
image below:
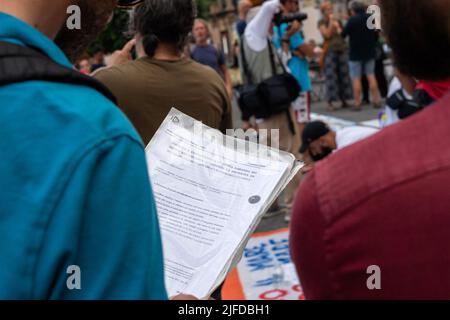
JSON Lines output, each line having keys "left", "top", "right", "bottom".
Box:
{"left": 95, "top": 57, "right": 232, "bottom": 145}
{"left": 319, "top": 19, "right": 347, "bottom": 53}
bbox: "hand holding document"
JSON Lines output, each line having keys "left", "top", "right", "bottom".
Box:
{"left": 145, "top": 109, "right": 302, "bottom": 299}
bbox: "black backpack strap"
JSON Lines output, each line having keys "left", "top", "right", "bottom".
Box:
{"left": 267, "top": 38, "right": 296, "bottom": 136}
{"left": 240, "top": 39, "right": 254, "bottom": 85}
{"left": 267, "top": 39, "right": 278, "bottom": 77}
{"left": 0, "top": 41, "right": 117, "bottom": 104}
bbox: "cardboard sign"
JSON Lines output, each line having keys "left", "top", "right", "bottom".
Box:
{"left": 223, "top": 229, "right": 305, "bottom": 300}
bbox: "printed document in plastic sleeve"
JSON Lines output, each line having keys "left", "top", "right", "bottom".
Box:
{"left": 145, "top": 108, "right": 303, "bottom": 299}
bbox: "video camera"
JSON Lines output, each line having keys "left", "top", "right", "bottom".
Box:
{"left": 273, "top": 12, "right": 308, "bottom": 26}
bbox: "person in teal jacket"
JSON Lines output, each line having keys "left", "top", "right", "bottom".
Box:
{"left": 0, "top": 0, "right": 167, "bottom": 299}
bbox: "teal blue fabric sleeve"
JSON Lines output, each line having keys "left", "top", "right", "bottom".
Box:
{"left": 289, "top": 30, "right": 305, "bottom": 50}
{"left": 32, "top": 136, "right": 168, "bottom": 300}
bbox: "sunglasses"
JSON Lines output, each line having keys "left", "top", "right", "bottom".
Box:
{"left": 117, "top": 0, "right": 145, "bottom": 8}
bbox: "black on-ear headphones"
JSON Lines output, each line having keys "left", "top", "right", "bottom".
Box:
{"left": 387, "top": 88, "right": 434, "bottom": 120}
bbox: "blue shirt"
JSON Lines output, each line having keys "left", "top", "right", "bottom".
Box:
{"left": 191, "top": 44, "right": 225, "bottom": 78}
{"left": 273, "top": 24, "right": 312, "bottom": 92}
{"left": 0, "top": 12, "right": 167, "bottom": 300}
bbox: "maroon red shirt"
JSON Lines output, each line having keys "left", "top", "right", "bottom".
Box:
{"left": 290, "top": 93, "right": 450, "bottom": 299}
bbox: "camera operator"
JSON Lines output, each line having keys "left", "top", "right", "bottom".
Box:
{"left": 240, "top": 0, "right": 301, "bottom": 215}
{"left": 272, "top": 0, "right": 316, "bottom": 218}
{"left": 94, "top": 0, "right": 232, "bottom": 146}
{"left": 273, "top": 0, "right": 315, "bottom": 141}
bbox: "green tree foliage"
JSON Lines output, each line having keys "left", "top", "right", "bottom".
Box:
{"left": 89, "top": 9, "right": 130, "bottom": 54}
{"left": 196, "top": 0, "right": 215, "bottom": 19}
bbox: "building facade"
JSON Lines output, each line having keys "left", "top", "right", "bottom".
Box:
{"left": 208, "top": 0, "right": 238, "bottom": 65}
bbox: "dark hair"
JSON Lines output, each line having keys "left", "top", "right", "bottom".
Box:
{"left": 349, "top": 1, "right": 365, "bottom": 14}
{"left": 133, "top": 0, "right": 197, "bottom": 57}
{"left": 379, "top": 0, "right": 450, "bottom": 81}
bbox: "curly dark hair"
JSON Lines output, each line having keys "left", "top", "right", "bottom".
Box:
{"left": 379, "top": 0, "right": 450, "bottom": 81}
{"left": 133, "top": 0, "right": 197, "bottom": 57}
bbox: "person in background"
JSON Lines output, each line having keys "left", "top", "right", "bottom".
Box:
{"left": 299, "top": 121, "right": 377, "bottom": 163}
{"left": 290, "top": 0, "right": 450, "bottom": 299}
{"left": 76, "top": 56, "right": 92, "bottom": 75}
{"left": 191, "top": 19, "right": 233, "bottom": 98}
{"left": 95, "top": 0, "right": 232, "bottom": 140}
{"left": 342, "top": 1, "right": 381, "bottom": 111}
{"left": 382, "top": 69, "right": 450, "bottom": 127}
{"left": 273, "top": 0, "right": 315, "bottom": 128}
{"left": 318, "top": 1, "right": 352, "bottom": 111}
{"left": 272, "top": 0, "right": 316, "bottom": 221}
{"left": 241, "top": 0, "right": 300, "bottom": 217}
{"left": 240, "top": 0, "right": 286, "bottom": 132}
{"left": 90, "top": 47, "right": 106, "bottom": 72}
{"left": 0, "top": 0, "right": 167, "bottom": 299}
{"left": 380, "top": 68, "right": 416, "bottom": 127}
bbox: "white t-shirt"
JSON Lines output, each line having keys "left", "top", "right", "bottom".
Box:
{"left": 335, "top": 126, "right": 379, "bottom": 150}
